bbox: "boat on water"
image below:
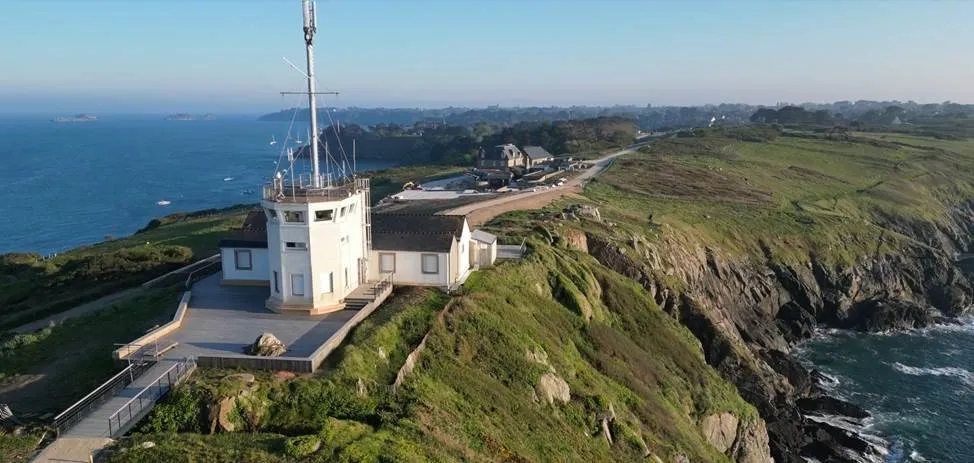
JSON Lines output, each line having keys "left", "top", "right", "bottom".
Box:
{"left": 53, "top": 114, "right": 97, "bottom": 123}
{"left": 156, "top": 200, "right": 171, "bottom": 206}
{"left": 223, "top": 177, "right": 234, "bottom": 182}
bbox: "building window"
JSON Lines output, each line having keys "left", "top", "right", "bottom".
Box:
{"left": 285, "top": 241, "right": 307, "bottom": 250}
{"left": 266, "top": 209, "right": 278, "bottom": 220}
{"left": 291, "top": 273, "right": 305, "bottom": 297}
{"left": 315, "top": 209, "right": 334, "bottom": 221}
{"left": 284, "top": 211, "right": 305, "bottom": 223}
{"left": 421, "top": 254, "right": 439, "bottom": 274}
{"left": 348, "top": 203, "right": 356, "bottom": 213}
{"left": 379, "top": 253, "right": 396, "bottom": 273}
{"left": 234, "top": 249, "right": 252, "bottom": 270}
{"left": 345, "top": 268, "right": 349, "bottom": 288}
{"left": 321, "top": 272, "right": 333, "bottom": 293}
{"left": 340, "top": 207, "right": 346, "bottom": 217}
{"left": 273, "top": 271, "right": 280, "bottom": 293}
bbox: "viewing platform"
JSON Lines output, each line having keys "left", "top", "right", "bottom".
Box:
{"left": 261, "top": 176, "right": 368, "bottom": 204}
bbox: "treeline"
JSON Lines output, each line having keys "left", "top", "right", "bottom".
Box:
{"left": 749, "top": 105, "right": 974, "bottom": 139}
{"left": 300, "top": 117, "right": 637, "bottom": 166}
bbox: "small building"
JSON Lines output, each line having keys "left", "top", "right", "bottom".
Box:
{"left": 522, "top": 146, "right": 554, "bottom": 168}
{"left": 219, "top": 211, "right": 270, "bottom": 286}
{"left": 477, "top": 144, "right": 525, "bottom": 169}
{"left": 470, "top": 229, "right": 497, "bottom": 268}
{"left": 472, "top": 169, "right": 514, "bottom": 189}
{"left": 368, "top": 213, "right": 473, "bottom": 289}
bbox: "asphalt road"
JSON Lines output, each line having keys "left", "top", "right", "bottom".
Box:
{"left": 439, "top": 146, "right": 635, "bottom": 217}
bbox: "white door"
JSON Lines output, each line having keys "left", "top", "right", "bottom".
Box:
{"left": 291, "top": 273, "right": 305, "bottom": 296}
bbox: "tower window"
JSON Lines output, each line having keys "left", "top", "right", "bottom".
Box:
{"left": 285, "top": 241, "right": 307, "bottom": 250}
{"left": 340, "top": 207, "right": 346, "bottom": 217}
{"left": 321, "top": 272, "right": 334, "bottom": 294}
{"left": 283, "top": 211, "right": 305, "bottom": 223}
{"left": 348, "top": 203, "right": 356, "bottom": 213}
{"left": 273, "top": 271, "right": 280, "bottom": 293}
{"left": 315, "top": 209, "right": 334, "bottom": 221}
{"left": 266, "top": 209, "right": 278, "bottom": 220}
{"left": 234, "top": 250, "right": 252, "bottom": 270}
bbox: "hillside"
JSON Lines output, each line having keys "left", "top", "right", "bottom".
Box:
{"left": 6, "top": 125, "right": 974, "bottom": 462}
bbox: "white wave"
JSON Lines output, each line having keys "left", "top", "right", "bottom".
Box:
{"left": 909, "top": 450, "right": 927, "bottom": 462}
{"left": 805, "top": 414, "right": 888, "bottom": 463}
{"left": 890, "top": 362, "right": 974, "bottom": 388}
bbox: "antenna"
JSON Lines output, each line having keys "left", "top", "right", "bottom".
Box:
{"left": 353, "top": 138, "right": 357, "bottom": 176}
{"left": 302, "top": 0, "right": 322, "bottom": 188}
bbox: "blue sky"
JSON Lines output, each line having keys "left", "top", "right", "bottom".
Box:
{"left": 1, "top": 0, "right": 972, "bottom": 113}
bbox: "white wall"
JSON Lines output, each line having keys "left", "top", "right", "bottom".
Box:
{"left": 368, "top": 250, "right": 449, "bottom": 287}
{"left": 455, "top": 220, "right": 471, "bottom": 279}
{"left": 262, "top": 189, "right": 368, "bottom": 309}
{"left": 220, "top": 247, "right": 269, "bottom": 282}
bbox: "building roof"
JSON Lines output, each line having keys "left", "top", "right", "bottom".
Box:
{"left": 482, "top": 144, "right": 523, "bottom": 161}
{"left": 471, "top": 229, "right": 497, "bottom": 244}
{"left": 219, "top": 210, "right": 269, "bottom": 248}
{"left": 522, "top": 145, "right": 553, "bottom": 161}
{"left": 371, "top": 213, "right": 467, "bottom": 253}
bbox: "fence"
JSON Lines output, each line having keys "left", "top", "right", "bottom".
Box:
{"left": 106, "top": 358, "right": 196, "bottom": 437}
{"left": 52, "top": 361, "right": 153, "bottom": 436}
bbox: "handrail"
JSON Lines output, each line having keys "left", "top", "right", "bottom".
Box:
{"left": 185, "top": 259, "right": 221, "bottom": 289}
{"left": 51, "top": 360, "right": 153, "bottom": 435}
{"left": 106, "top": 358, "right": 195, "bottom": 437}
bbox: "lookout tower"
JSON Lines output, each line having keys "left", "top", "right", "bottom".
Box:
{"left": 260, "top": 0, "right": 372, "bottom": 314}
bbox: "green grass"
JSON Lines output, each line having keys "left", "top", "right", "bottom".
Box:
{"left": 0, "top": 207, "right": 251, "bottom": 331}
{"left": 0, "top": 433, "right": 41, "bottom": 463}
{"left": 0, "top": 289, "right": 180, "bottom": 415}
{"left": 117, "top": 241, "right": 755, "bottom": 462}
{"left": 585, "top": 128, "right": 974, "bottom": 266}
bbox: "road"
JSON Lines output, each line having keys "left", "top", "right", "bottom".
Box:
{"left": 438, "top": 145, "right": 636, "bottom": 226}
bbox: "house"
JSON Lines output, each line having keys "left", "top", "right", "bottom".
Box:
{"left": 477, "top": 144, "right": 525, "bottom": 169}
{"left": 472, "top": 169, "right": 514, "bottom": 189}
{"left": 522, "top": 146, "right": 554, "bottom": 168}
{"left": 367, "top": 213, "right": 473, "bottom": 289}
{"left": 218, "top": 211, "right": 271, "bottom": 286}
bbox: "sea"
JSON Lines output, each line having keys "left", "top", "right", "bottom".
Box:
{"left": 797, "top": 319, "right": 974, "bottom": 463}
{"left": 0, "top": 114, "right": 395, "bottom": 255}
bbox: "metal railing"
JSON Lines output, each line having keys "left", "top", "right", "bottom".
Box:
{"left": 185, "top": 258, "right": 222, "bottom": 289}
{"left": 372, "top": 272, "right": 394, "bottom": 295}
{"left": 52, "top": 361, "right": 153, "bottom": 436}
{"left": 106, "top": 358, "right": 195, "bottom": 437}
{"left": 262, "top": 178, "right": 359, "bottom": 202}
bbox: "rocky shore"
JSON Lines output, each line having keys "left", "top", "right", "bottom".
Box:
{"left": 560, "top": 199, "right": 974, "bottom": 461}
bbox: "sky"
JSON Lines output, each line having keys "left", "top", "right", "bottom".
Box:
{"left": 1, "top": 0, "right": 973, "bottom": 114}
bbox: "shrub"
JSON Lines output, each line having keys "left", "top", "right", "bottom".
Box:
{"left": 142, "top": 387, "right": 203, "bottom": 433}
{"left": 284, "top": 435, "right": 321, "bottom": 458}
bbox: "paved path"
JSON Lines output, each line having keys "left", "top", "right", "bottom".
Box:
{"left": 10, "top": 288, "right": 143, "bottom": 334}
{"left": 438, "top": 147, "right": 634, "bottom": 226}
{"left": 32, "top": 359, "right": 188, "bottom": 462}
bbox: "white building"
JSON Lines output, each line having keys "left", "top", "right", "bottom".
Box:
{"left": 367, "top": 214, "right": 472, "bottom": 289}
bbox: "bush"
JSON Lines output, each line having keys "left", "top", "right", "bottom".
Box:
{"left": 284, "top": 435, "right": 321, "bottom": 458}
{"left": 142, "top": 387, "right": 203, "bottom": 433}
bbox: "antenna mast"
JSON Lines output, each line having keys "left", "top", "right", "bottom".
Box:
{"left": 302, "top": 0, "right": 321, "bottom": 188}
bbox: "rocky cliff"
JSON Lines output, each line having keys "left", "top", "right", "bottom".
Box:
{"left": 555, "top": 199, "right": 974, "bottom": 461}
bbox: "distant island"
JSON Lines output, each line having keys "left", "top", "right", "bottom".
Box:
{"left": 52, "top": 114, "right": 96, "bottom": 123}
{"left": 165, "top": 113, "right": 216, "bottom": 121}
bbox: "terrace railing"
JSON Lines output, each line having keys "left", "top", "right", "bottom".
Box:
{"left": 52, "top": 361, "right": 154, "bottom": 436}
{"left": 106, "top": 358, "right": 196, "bottom": 437}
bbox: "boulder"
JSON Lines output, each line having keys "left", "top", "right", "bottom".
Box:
{"left": 701, "top": 412, "right": 739, "bottom": 453}
{"left": 245, "top": 333, "right": 286, "bottom": 357}
{"left": 535, "top": 372, "right": 570, "bottom": 405}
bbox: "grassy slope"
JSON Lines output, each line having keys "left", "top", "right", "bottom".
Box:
{"left": 110, "top": 242, "right": 754, "bottom": 463}
{"left": 0, "top": 206, "right": 252, "bottom": 331}
{"left": 586, "top": 129, "right": 974, "bottom": 266}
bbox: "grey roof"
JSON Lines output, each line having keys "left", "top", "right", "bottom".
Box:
{"left": 219, "top": 210, "right": 269, "bottom": 248}
{"left": 471, "top": 229, "right": 497, "bottom": 244}
{"left": 371, "top": 213, "right": 467, "bottom": 253}
{"left": 483, "top": 144, "right": 523, "bottom": 161}
{"left": 522, "top": 145, "right": 553, "bottom": 160}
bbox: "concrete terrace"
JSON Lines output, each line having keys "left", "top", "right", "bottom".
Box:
{"left": 159, "top": 274, "right": 356, "bottom": 359}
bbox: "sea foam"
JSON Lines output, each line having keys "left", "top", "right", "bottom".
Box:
{"left": 890, "top": 362, "right": 974, "bottom": 388}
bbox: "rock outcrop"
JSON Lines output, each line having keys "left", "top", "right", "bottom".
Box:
{"left": 536, "top": 372, "right": 570, "bottom": 405}
{"left": 245, "top": 333, "right": 286, "bottom": 357}
{"left": 576, "top": 199, "right": 974, "bottom": 462}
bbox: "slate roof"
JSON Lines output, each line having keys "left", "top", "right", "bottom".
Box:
{"left": 483, "top": 144, "right": 523, "bottom": 161}
{"left": 471, "top": 229, "right": 497, "bottom": 244}
{"left": 219, "top": 210, "right": 269, "bottom": 248}
{"left": 522, "top": 145, "right": 553, "bottom": 161}
{"left": 371, "top": 213, "right": 466, "bottom": 253}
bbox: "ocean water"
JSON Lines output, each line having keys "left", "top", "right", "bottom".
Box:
{"left": 797, "top": 320, "right": 974, "bottom": 463}
{"left": 0, "top": 115, "right": 395, "bottom": 254}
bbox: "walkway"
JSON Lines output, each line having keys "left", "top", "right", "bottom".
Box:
{"left": 33, "top": 359, "right": 193, "bottom": 462}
